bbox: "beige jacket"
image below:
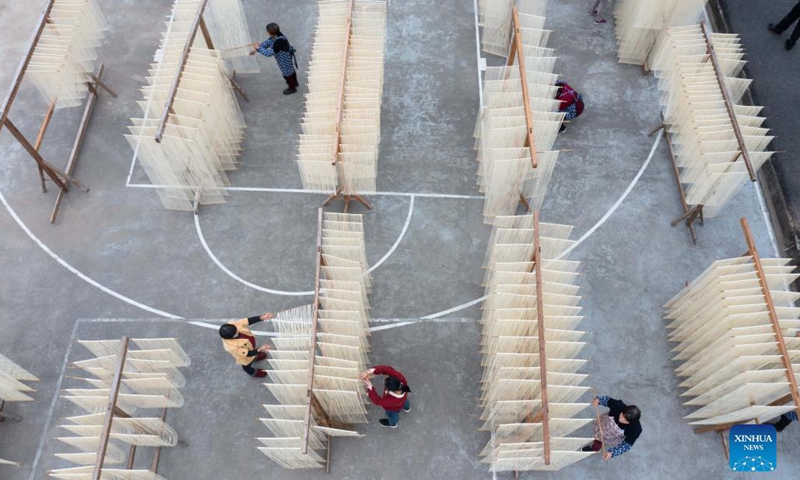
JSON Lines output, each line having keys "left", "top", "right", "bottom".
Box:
{"left": 222, "top": 318, "right": 256, "bottom": 365}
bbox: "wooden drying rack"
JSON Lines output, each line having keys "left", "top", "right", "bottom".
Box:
{"left": 0, "top": 0, "right": 117, "bottom": 224}
{"left": 59, "top": 337, "right": 170, "bottom": 480}
{"left": 692, "top": 218, "right": 800, "bottom": 456}
{"left": 154, "top": 0, "right": 248, "bottom": 144}
{"left": 298, "top": 207, "right": 353, "bottom": 473}
{"left": 648, "top": 21, "right": 756, "bottom": 245}
{"left": 510, "top": 212, "right": 548, "bottom": 478}
{"left": 506, "top": 6, "right": 538, "bottom": 213}
{"left": 321, "top": 0, "right": 373, "bottom": 213}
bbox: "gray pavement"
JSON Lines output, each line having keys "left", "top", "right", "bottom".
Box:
{"left": 0, "top": 0, "right": 798, "bottom": 479}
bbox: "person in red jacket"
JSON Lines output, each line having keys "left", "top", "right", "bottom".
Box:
{"left": 360, "top": 365, "right": 411, "bottom": 428}
{"left": 555, "top": 80, "right": 584, "bottom": 134}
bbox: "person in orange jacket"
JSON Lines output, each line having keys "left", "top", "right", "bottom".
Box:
{"left": 219, "top": 313, "right": 273, "bottom": 377}
{"left": 360, "top": 365, "right": 411, "bottom": 428}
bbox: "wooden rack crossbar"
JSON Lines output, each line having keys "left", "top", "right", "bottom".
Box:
{"left": 154, "top": 0, "right": 209, "bottom": 143}
{"left": 700, "top": 21, "right": 755, "bottom": 182}
{"left": 531, "top": 212, "right": 550, "bottom": 465}
{"left": 0, "top": 0, "right": 118, "bottom": 223}
{"left": 740, "top": 218, "right": 800, "bottom": 419}
{"left": 91, "top": 337, "right": 129, "bottom": 480}
{"left": 506, "top": 7, "right": 537, "bottom": 169}
{"left": 322, "top": 0, "right": 372, "bottom": 212}
{"left": 85, "top": 337, "right": 169, "bottom": 479}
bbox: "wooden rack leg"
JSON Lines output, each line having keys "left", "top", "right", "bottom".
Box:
{"left": 519, "top": 193, "right": 531, "bottom": 212}
{"left": 150, "top": 407, "right": 169, "bottom": 473}
{"left": 719, "top": 430, "right": 729, "bottom": 462}
{"left": 229, "top": 71, "right": 250, "bottom": 102}
{"left": 51, "top": 65, "right": 106, "bottom": 224}
{"left": 322, "top": 188, "right": 342, "bottom": 207}
{"left": 34, "top": 100, "right": 56, "bottom": 193}
{"left": 325, "top": 435, "right": 332, "bottom": 474}
{"left": 89, "top": 73, "right": 117, "bottom": 98}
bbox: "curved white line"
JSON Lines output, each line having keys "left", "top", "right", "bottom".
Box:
{"left": 0, "top": 190, "right": 183, "bottom": 319}
{"left": 367, "top": 195, "right": 414, "bottom": 274}
{"left": 194, "top": 195, "right": 415, "bottom": 295}
{"left": 194, "top": 212, "right": 314, "bottom": 296}
{"left": 416, "top": 131, "right": 665, "bottom": 323}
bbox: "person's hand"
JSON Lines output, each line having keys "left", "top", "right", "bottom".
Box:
{"left": 257, "top": 345, "right": 271, "bottom": 353}
{"left": 359, "top": 370, "right": 373, "bottom": 379}
{"left": 249, "top": 49, "right": 256, "bottom": 56}
{"left": 592, "top": 398, "right": 600, "bottom": 407}
{"left": 260, "top": 312, "right": 273, "bottom": 321}
{"left": 362, "top": 377, "right": 373, "bottom": 389}
{"left": 602, "top": 452, "right": 612, "bottom": 460}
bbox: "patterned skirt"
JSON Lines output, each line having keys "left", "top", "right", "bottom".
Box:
{"left": 594, "top": 414, "right": 626, "bottom": 448}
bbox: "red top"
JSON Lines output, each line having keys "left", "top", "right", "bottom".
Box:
{"left": 556, "top": 82, "right": 584, "bottom": 116}
{"left": 366, "top": 365, "right": 409, "bottom": 412}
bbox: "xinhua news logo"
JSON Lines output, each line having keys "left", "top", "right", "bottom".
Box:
{"left": 729, "top": 424, "right": 777, "bottom": 472}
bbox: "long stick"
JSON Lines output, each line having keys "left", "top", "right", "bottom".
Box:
{"left": 591, "top": 386, "right": 605, "bottom": 454}
{"left": 532, "top": 211, "right": 550, "bottom": 465}
{"left": 741, "top": 217, "right": 800, "bottom": 418}
{"left": 91, "top": 337, "right": 129, "bottom": 480}
{"left": 510, "top": 7, "right": 537, "bottom": 169}
{"left": 700, "top": 21, "right": 755, "bottom": 182}
{"left": 330, "top": 0, "right": 355, "bottom": 167}
{"left": 302, "top": 207, "right": 325, "bottom": 454}
{"left": 155, "top": 0, "right": 209, "bottom": 143}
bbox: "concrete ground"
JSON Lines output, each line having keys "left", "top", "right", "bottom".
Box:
{"left": 0, "top": 0, "right": 797, "bottom": 479}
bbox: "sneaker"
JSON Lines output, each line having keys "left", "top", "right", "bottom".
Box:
{"left": 254, "top": 370, "right": 268, "bottom": 378}
{"left": 580, "top": 445, "right": 594, "bottom": 452}
{"left": 587, "top": 10, "right": 597, "bottom": 16}
{"left": 403, "top": 406, "right": 411, "bottom": 413}
{"left": 787, "top": 39, "right": 796, "bottom": 51}
{"left": 768, "top": 23, "right": 782, "bottom": 36}
{"left": 379, "top": 419, "right": 397, "bottom": 428}
{"left": 594, "top": 18, "right": 607, "bottom": 24}
{"left": 283, "top": 88, "right": 297, "bottom": 95}
{"left": 558, "top": 124, "right": 567, "bottom": 134}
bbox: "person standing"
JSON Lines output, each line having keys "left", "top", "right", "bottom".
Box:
{"left": 587, "top": 0, "right": 613, "bottom": 25}
{"left": 581, "top": 395, "right": 642, "bottom": 459}
{"left": 769, "top": 2, "right": 800, "bottom": 50}
{"left": 555, "top": 80, "right": 584, "bottom": 134}
{"left": 219, "top": 312, "right": 273, "bottom": 378}
{"left": 250, "top": 23, "right": 299, "bottom": 94}
{"left": 360, "top": 365, "right": 411, "bottom": 428}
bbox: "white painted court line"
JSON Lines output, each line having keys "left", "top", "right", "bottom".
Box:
{"left": 126, "top": 183, "right": 484, "bottom": 200}
{"left": 0, "top": 189, "right": 183, "bottom": 320}
{"left": 193, "top": 195, "right": 415, "bottom": 294}
{"left": 27, "top": 319, "right": 79, "bottom": 480}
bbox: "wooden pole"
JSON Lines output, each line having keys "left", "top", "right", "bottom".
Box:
{"left": 0, "top": 0, "right": 57, "bottom": 131}
{"left": 511, "top": 7, "right": 538, "bottom": 169}
{"left": 740, "top": 217, "right": 800, "bottom": 418}
{"left": 51, "top": 64, "right": 105, "bottom": 224}
{"left": 150, "top": 407, "right": 169, "bottom": 473}
{"left": 302, "top": 207, "right": 325, "bottom": 454}
{"left": 91, "top": 337, "right": 129, "bottom": 480}
{"left": 700, "top": 21, "right": 755, "bottom": 182}
{"left": 34, "top": 100, "right": 57, "bottom": 193}
{"left": 199, "top": 17, "right": 214, "bottom": 49}
{"left": 532, "top": 212, "right": 550, "bottom": 465}
{"left": 330, "top": 0, "right": 354, "bottom": 167}
{"left": 591, "top": 386, "right": 605, "bottom": 454}
{"left": 154, "top": 0, "right": 208, "bottom": 143}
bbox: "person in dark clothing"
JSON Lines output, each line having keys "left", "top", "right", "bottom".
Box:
{"left": 250, "top": 23, "right": 299, "bottom": 94}
{"left": 769, "top": 2, "right": 800, "bottom": 51}
{"left": 773, "top": 411, "right": 798, "bottom": 432}
{"left": 555, "top": 80, "right": 584, "bottom": 134}
{"left": 219, "top": 312, "right": 273, "bottom": 377}
{"left": 360, "top": 365, "right": 411, "bottom": 428}
{"left": 581, "top": 395, "right": 642, "bottom": 459}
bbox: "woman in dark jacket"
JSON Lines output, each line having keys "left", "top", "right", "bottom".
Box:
{"left": 582, "top": 395, "right": 642, "bottom": 459}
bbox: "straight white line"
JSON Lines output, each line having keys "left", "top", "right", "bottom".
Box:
{"left": 193, "top": 212, "right": 315, "bottom": 296}
{"left": 473, "top": 0, "right": 483, "bottom": 109}
{"left": 0, "top": 189, "right": 183, "bottom": 319}
{"left": 27, "top": 319, "right": 80, "bottom": 480}
{"left": 367, "top": 195, "right": 414, "bottom": 273}
{"left": 126, "top": 183, "right": 484, "bottom": 200}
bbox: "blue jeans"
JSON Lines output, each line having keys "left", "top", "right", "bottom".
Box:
{"left": 385, "top": 398, "right": 410, "bottom": 426}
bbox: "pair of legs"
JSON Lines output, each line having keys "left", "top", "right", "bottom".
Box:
{"left": 587, "top": 0, "right": 609, "bottom": 23}
{"left": 283, "top": 72, "right": 299, "bottom": 94}
{"left": 771, "top": 2, "right": 800, "bottom": 49}
{"left": 383, "top": 398, "right": 411, "bottom": 427}
{"left": 582, "top": 439, "right": 603, "bottom": 452}
{"left": 242, "top": 351, "right": 268, "bottom": 377}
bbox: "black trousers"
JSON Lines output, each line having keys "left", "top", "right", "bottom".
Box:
{"left": 283, "top": 72, "right": 299, "bottom": 89}
{"left": 776, "top": 2, "right": 800, "bottom": 42}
